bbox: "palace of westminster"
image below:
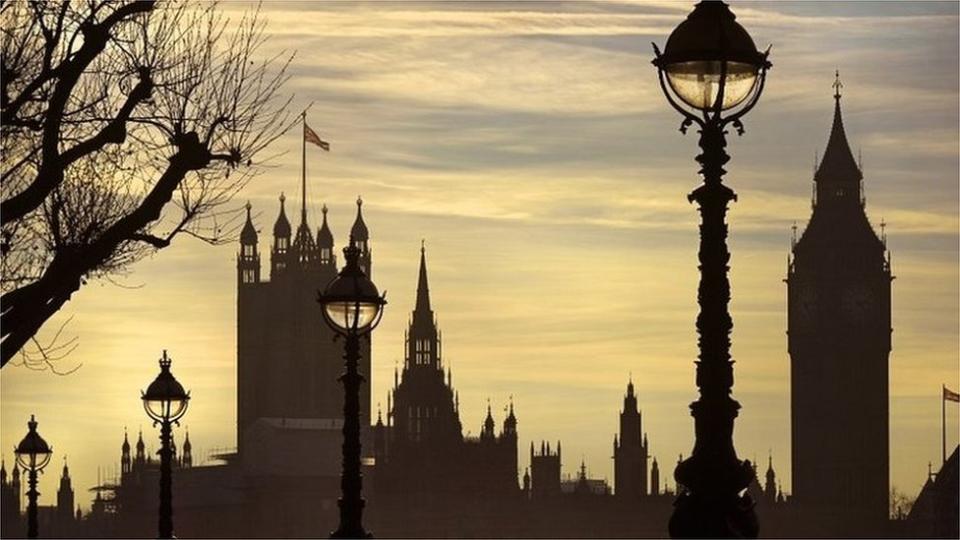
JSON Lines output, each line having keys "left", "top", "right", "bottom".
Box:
{"left": 1, "top": 91, "right": 956, "bottom": 538}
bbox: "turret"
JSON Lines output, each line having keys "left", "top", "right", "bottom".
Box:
{"left": 374, "top": 405, "right": 387, "bottom": 463}
{"left": 764, "top": 454, "right": 777, "bottom": 505}
{"left": 182, "top": 430, "right": 193, "bottom": 468}
{"left": 57, "top": 458, "right": 75, "bottom": 521}
{"left": 0, "top": 460, "right": 6, "bottom": 485}
{"left": 615, "top": 376, "right": 648, "bottom": 498}
{"left": 522, "top": 467, "right": 531, "bottom": 497}
{"left": 502, "top": 399, "right": 517, "bottom": 438}
{"left": 651, "top": 457, "right": 660, "bottom": 495}
{"left": 317, "top": 204, "right": 336, "bottom": 267}
{"left": 135, "top": 429, "right": 146, "bottom": 466}
{"left": 481, "top": 402, "right": 496, "bottom": 440}
{"left": 238, "top": 201, "right": 261, "bottom": 285}
{"left": 121, "top": 429, "right": 132, "bottom": 474}
{"left": 271, "top": 193, "right": 292, "bottom": 278}
{"left": 351, "top": 197, "right": 371, "bottom": 276}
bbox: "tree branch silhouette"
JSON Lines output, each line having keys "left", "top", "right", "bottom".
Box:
{"left": 1, "top": 1, "right": 296, "bottom": 368}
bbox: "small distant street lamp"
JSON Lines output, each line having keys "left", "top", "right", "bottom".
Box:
{"left": 652, "top": 2, "right": 771, "bottom": 538}
{"left": 15, "top": 415, "right": 53, "bottom": 539}
{"left": 318, "top": 238, "right": 386, "bottom": 539}
{"left": 142, "top": 350, "right": 190, "bottom": 539}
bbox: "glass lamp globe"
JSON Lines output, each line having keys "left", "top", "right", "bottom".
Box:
{"left": 142, "top": 351, "right": 190, "bottom": 423}
{"left": 655, "top": 1, "right": 768, "bottom": 112}
{"left": 15, "top": 415, "right": 53, "bottom": 471}
{"left": 319, "top": 243, "right": 386, "bottom": 335}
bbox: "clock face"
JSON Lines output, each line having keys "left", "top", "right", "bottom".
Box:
{"left": 841, "top": 285, "right": 875, "bottom": 325}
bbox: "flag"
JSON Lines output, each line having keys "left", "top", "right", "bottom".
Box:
{"left": 945, "top": 386, "right": 960, "bottom": 403}
{"left": 304, "top": 122, "right": 330, "bottom": 151}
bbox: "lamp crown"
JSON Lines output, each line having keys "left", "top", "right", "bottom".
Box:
{"left": 159, "top": 350, "right": 172, "bottom": 371}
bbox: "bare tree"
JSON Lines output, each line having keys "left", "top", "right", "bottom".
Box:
{"left": 1, "top": 1, "right": 294, "bottom": 368}
{"left": 890, "top": 486, "right": 916, "bottom": 520}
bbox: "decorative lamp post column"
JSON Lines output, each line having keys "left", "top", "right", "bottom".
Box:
{"left": 651, "top": 2, "right": 771, "bottom": 538}
{"left": 142, "top": 350, "right": 190, "bottom": 539}
{"left": 318, "top": 237, "right": 386, "bottom": 539}
{"left": 14, "top": 415, "right": 53, "bottom": 539}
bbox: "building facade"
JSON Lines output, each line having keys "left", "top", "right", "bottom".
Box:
{"left": 237, "top": 196, "right": 373, "bottom": 456}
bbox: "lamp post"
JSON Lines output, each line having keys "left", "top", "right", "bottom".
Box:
{"left": 318, "top": 237, "right": 386, "bottom": 539}
{"left": 651, "top": 2, "right": 771, "bottom": 538}
{"left": 14, "top": 415, "right": 52, "bottom": 539}
{"left": 141, "top": 350, "right": 190, "bottom": 539}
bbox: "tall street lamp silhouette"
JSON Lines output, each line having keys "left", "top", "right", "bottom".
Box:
{"left": 651, "top": 2, "right": 771, "bottom": 538}
{"left": 319, "top": 237, "right": 386, "bottom": 539}
{"left": 142, "top": 350, "right": 190, "bottom": 539}
{"left": 15, "top": 415, "right": 52, "bottom": 539}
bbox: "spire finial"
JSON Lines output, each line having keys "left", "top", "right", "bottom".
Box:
{"left": 245, "top": 200, "right": 252, "bottom": 214}
{"left": 322, "top": 204, "right": 328, "bottom": 215}
{"left": 280, "top": 192, "right": 286, "bottom": 205}
{"left": 421, "top": 238, "right": 425, "bottom": 254}
{"left": 833, "top": 69, "right": 843, "bottom": 100}
{"left": 357, "top": 195, "right": 363, "bottom": 208}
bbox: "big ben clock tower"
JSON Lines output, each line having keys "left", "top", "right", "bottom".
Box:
{"left": 786, "top": 74, "right": 892, "bottom": 536}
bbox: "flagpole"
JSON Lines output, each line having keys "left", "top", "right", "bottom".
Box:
{"left": 943, "top": 384, "right": 947, "bottom": 466}
{"left": 301, "top": 111, "right": 307, "bottom": 220}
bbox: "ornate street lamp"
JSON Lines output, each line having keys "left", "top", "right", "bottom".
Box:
{"left": 318, "top": 237, "right": 386, "bottom": 539}
{"left": 651, "top": 2, "right": 771, "bottom": 538}
{"left": 142, "top": 350, "right": 190, "bottom": 539}
{"left": 15, "top": 415, "right": 52, "bottom": 539}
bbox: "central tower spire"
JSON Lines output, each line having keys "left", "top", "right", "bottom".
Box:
{"left": 815, "top": 71, "right": 862, "bottom": 205}
{"left": 415, "top": 240, "right": 432, "bottom": 318}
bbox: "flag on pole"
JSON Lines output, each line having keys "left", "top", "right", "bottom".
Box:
{"left": 945, "top": 386, "right": 960, "bottom": 403}
{"left": 304, "top": 122, "right": 330, "bottom": 151}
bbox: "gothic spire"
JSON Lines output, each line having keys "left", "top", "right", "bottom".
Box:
{"left": 273, "top": 193, "right": 291, "bottom": 238}
{"left": 317, "top": 204, "right": 333, "bottom": 248}
{"left": 240, "top": 201, "right": 257, "bottom": 245}
{"left": 351, "top": 196, "right": 369, "bottom": 241}
{"left": 415, "top": 240, "right": 432, "bottom": 315}
{"left": 815, "top": 70, "right": 862, "bottom": 187}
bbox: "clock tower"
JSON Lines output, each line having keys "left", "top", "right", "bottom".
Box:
{"left": 786, "top": 74, "right": 892, "bottom": 535}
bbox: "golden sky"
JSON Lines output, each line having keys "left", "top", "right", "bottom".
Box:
{"left": 2, "top": 1, "right": 958, "bottom": 512}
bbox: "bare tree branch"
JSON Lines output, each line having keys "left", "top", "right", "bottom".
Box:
{"left": 1, "top": 0, "right": 295, "bottom": 369}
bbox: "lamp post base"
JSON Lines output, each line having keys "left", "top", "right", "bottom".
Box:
{"left": 331, "top": 527, "right": 372, "bottom": 539}
{"left": 669, "top": 490, "right": 758, "bottom": 539}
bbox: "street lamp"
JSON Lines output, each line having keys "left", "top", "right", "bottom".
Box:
{"left": 142, "top": 350, "right": 190, "bottom": 539}
{"left": 651, "top": 2, "right": 771, "bottom": 538}
{"left": 318, "top": 237, "right": 386, "bottom": 539}
{"left": 14, "top": 415, "right": 52, "bottom": 539}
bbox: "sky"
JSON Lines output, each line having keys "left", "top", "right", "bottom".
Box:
{"left": 1, "top": 1, "right": 958, "bottom": 512}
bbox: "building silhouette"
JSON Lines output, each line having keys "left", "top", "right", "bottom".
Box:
{"left": 613, "top": 377, "right": 650, "bottom": 499}
{"left": 369, "top": 245, "right": 521, "bottom": 535}
{"left": 906, "top": 446, "right": 959, "bottom": 538}
{"left": 787, "top": 77, "right": 893, "bottom": 536}
{"left": 0, "top": 457, "right": 80, "bottom": 538}
{"left": 530, "top": 441, "right": 562, "bottom": 498}
{"left": 237, "top": 195, "right": 372, "bottom": 457}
